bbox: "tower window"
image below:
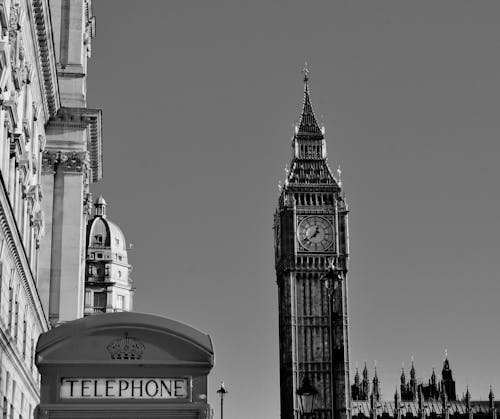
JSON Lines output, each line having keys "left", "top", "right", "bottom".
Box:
{"left": 97, "top": 253, "right": 103, "bottom": 259}
{"left": 117, "top": 295, "right": 125, "bottom": 310}
{"left": 94, "top": 234, "right": 103, "bottom": 244}
{"left": 93, "top": 292, "right": 106, "bottom": 310}
{"left": 85, "top": 290, "right": 92, "bottom": 306}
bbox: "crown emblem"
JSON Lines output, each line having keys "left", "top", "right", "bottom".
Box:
{"left": 107, "top": 333, "right": 145, "bottom": 360}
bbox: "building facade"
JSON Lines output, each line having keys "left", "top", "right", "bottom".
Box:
{"left": 274, "top": 69, "right": 351, "bottom": 419}
{"left": 84, "top": 196, "right": 133, "bottom": 315}
{"left": 38, "top": 0, "right": 101, "bottom": 327}
{"left": 0, "top": 1, "right": 100, "bottom": 417}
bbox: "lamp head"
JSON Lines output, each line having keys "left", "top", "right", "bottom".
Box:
{"left": 297, "top": 376, "right": 318, "bottom": 415}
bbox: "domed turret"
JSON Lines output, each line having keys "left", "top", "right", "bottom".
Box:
{"left": 95, "top": 195, "right": 107, "bottom": 217}
{"left": 84, "top": 197, "right": 133, "bottom": 316}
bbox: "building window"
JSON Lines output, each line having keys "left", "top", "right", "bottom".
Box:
{"left": 30, "top": 336, "right": 34, "bottom": 372}
{"left": 5, "top": 371, "right": 10, "bottom": 408}
{"left": 115, "top": 238, "right": 119, "bottom": 245}
{"left": 11, "top": 380, "right": 16, "bottom": 419}
{"left": 117, "top": 295, "right": 125, "bottom": 311}
{"left": 118, "top": 270, "right": 122, "bottom": 278}
{"left": 22, "top": 320, "right": 26, "bottom": 358}
{"left": 93, "top": 292, "right": 106, "bottom": 311}
{"left": 85, "top": 290, "right": 92, "bottom": 306}
{"left": 13, "top": 300, "right": 18, "bottom": 340}
{"left": 97, "top": 253, "right": 103, "bottom": 259}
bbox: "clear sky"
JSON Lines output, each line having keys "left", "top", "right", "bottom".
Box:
{"left": 87, "top": 2, "right": 500, "bottom": 417}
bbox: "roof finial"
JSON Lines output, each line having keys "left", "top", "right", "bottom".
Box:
{"left": 302, "top": 61, "right": 310, "bottom": 91}
{"left": 302, "top": 61, "right": 309, "bottom": 82}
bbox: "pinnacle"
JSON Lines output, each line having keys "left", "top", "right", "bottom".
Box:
{"left": 296, "top": 68, "right": 323, "bottom": 138}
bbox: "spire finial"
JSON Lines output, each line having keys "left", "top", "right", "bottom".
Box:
{"left": 302, "top": 61, "right": 310, "bottom": 87}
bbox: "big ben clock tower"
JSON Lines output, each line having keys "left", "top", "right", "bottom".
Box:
{"left": 274, "top": 68, "right": 351, "bottom": 419}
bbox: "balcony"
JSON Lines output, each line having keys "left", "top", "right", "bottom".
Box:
{"left": 84, "top": 307, "right": 125, "bottom": 316}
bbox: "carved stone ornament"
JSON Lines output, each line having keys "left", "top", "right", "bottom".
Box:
{"left": 83, "top": 192, "right": 93, "bottom": 215}
{"left": 8, "top": 4, "right": 20, "bottom": 42}
{"left": 62, "top": 151, "right": 89, "bottom": 173}
{"left": 107, "top": 333, "right": 145, "bottom": 360}
{"left": 41, "top": 150, "right": 90, "bottom": 173}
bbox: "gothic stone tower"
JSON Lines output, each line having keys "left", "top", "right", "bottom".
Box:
{"left": 274, "top": 70, "right": 351, "bottom": 419}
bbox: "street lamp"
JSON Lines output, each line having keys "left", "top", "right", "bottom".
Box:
{"left": 216, "top": 381, "right": 228, "bottom": 419}
{"left": 320, "top": 259, "right": 344, "bottom": 419}
{"left": 297, "top": 376, "right": 318, "bottom": 417}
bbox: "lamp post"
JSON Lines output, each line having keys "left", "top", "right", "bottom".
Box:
{"left": 297, "top": 376, "right": 318, "bottom": 418}
{"left": 320, "top": 260, "right": 344, "bottom": 419}
{"left": 216, "top": 381, "right": 228, "bottom": 419}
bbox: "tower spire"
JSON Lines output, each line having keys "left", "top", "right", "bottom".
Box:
{"left": 297, "top": 64, "right": 323, "bottom": 138}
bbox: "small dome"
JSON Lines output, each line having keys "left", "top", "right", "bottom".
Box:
{"left": 86, "top": 200, "right": 128, "bottom": 262}
{"left": 95, "top": 195, "right": 107, "bottom": 206}
{"left": 94, "top": 195, "right": 108, "bottom": 218}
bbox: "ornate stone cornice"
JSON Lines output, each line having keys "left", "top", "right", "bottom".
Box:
{"left": 31, "top": 0, "right": 60, "bottom": 118}
{"left": 47, "top": 107, "right": 102, "bottom": 182}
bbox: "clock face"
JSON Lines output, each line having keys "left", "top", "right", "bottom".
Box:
{"left": 297, "top": 216, "right": 334, "bottom": 252}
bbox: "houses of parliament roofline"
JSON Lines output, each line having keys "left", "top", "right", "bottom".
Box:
{"left": 351, "top": 356, "right": 498, "bottom": 419}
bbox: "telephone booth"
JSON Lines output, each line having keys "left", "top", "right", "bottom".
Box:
{"left": 35, "top": 312, "right": 214, "bottom": 418}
